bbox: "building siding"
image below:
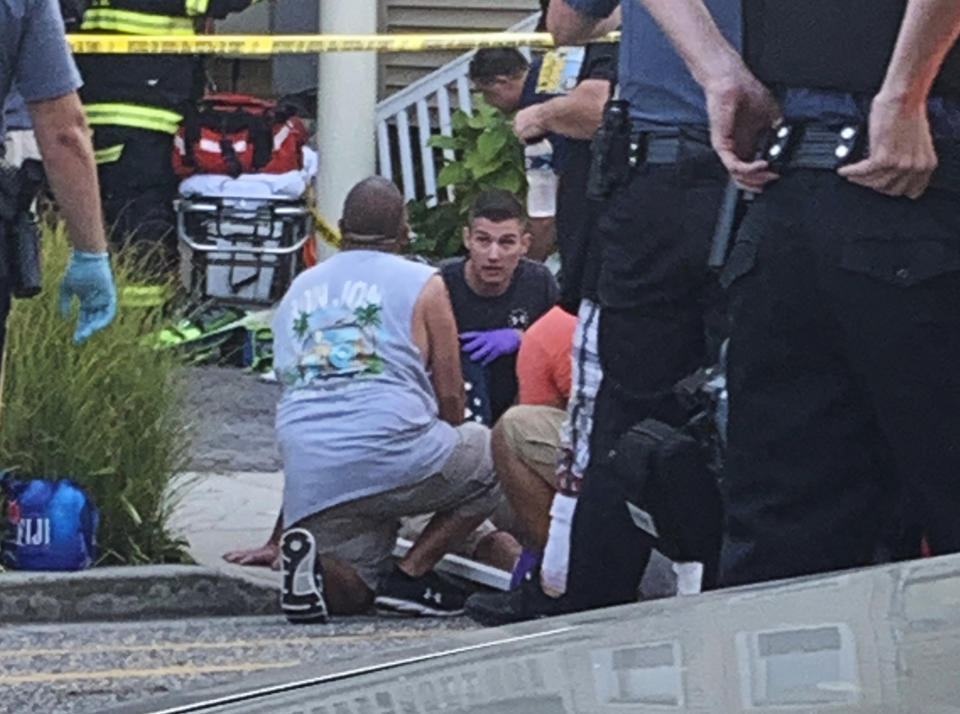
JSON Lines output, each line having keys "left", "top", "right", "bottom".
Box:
{"left": 380, "top": 0, "right": 540, "bottom": 98}
{"left": 211, "top": 2, "right": 539, "bottom": 101}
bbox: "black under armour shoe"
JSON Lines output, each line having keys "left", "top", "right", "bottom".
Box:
{"left": 464, "top": 574, "right": 571, "bottom": 627}
{"left": 280, "top": 528, "right": 329, "bottom": 624}
{"left": 374, "top": 566, "right": 467, "bottom": 617}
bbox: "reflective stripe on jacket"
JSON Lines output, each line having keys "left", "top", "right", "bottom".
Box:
{"left": 85, "top": 103, "right": 184, "bottom": 134}
{"left": 80, "top": 7, "right": 196, "bottom": 35}
{"left": 77, "top": 0, "right": 254, "bottom": 128}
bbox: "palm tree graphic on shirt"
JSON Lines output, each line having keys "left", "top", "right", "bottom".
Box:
{"left": 291, "top": 302, "right": 384, "bottom": 382}
{"left": 293, "top": 311, "right": 310, "bottom": 340}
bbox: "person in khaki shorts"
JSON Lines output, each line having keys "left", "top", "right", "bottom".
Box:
{"left": 401, "top": 306, "right": 574, "bottom": 590}
{"left": 492, "top": 306, "right": 576, "bottom": 565}
{"left": 273, "top": 177, "right": 502, "bottom": 623}
{"left": 294, "top": 422, "right": 498, "bottom": 616}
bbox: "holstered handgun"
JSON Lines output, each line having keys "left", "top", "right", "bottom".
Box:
{"left": 0, "top": 159, "right": 45, "bottom": 299}
{"left": 586, "top": 98, "right": 632, "bottom": 200}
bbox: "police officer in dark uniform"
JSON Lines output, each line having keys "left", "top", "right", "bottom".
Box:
{"left": 464, "top": 0, "right": 738, "bottom": 626}
{"left": 634, "top": 0, "right": 960, "bottom": 585}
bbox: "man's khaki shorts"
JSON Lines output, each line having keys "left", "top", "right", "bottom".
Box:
{"left": 294, "top": 422, "right": 499, "bottom": 590}
{"left": 499, "top": 404, "right": 566, "bottom": 490}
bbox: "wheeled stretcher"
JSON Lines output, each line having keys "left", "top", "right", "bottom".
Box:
{"left": 175, "top": 148, "right": 318, "bottom": 307}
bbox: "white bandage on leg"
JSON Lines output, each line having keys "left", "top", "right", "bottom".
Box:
{"left": 540, "top": 493, "right": 578, "bottom": 597}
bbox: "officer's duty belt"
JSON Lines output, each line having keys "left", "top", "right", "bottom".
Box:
{"left": 629, "top": 129, "right": 715, "bottom": 167}
{"left": 763, "top": 122, "right": 960, "bottom": 193}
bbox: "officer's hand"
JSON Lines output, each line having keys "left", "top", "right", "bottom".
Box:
{"left": 58, "top": 251, "right": 118, "bottom": 343}
{"left": 838, "top": 95, "right": 937, "bottom": 200}
{"left": 704, "top": 66, "right": 782, "bottom": 193}
{"left": 514, "top": 105, "right": 548, "bottom": 143}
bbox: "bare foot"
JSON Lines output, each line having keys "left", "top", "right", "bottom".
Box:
{"left": 223, "top": 543, "right": 280, "bottom": 569}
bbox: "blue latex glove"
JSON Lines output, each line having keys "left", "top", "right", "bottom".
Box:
{"left": 460, "top": 328, "right": 521, "bottom": 366}
{"left": 58, "top": 251, "right": 117, "bottom": 343}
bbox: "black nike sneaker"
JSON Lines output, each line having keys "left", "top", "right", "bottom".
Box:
{"left": 280, "top": 528, "right": 329, "bottom": 624}
{"left": 374, "top": 566, "right": 468, "bottom": 617}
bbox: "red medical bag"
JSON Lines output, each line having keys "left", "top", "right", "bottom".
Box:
{"left": 173, "top": 93, "right": 308, "bottom": 178}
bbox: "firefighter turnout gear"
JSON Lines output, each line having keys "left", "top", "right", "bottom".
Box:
{"left": 75, "top": 0, "right": 258, "bottom": 274}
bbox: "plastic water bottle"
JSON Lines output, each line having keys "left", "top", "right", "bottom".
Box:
{"left": 525, "top": 139, "right": 558, "bottom": 218}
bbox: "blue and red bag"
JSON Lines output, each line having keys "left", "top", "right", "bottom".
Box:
{"left": 1, "top": 473, "right": 99, "bottom": 571}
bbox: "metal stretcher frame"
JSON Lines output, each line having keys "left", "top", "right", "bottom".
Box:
{"left": 176, "top": 196, "right": 313, "bottom": 308}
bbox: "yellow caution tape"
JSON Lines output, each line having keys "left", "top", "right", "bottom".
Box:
{"left": 311, "top": 209, "right": 341, "bottom": 246}
{"left": 68, "top": 31, "right": 619, "bottom": 55}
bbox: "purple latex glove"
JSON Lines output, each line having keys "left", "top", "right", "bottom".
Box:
{"left": 460, "top": 328, "right": 521, "bottom": 366}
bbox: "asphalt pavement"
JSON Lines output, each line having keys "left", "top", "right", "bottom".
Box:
{"left": 0, "top": 614, "right": 481, "bottom": 713}
{"left": 182, "top": 366, "right": 283, "bottom": 474}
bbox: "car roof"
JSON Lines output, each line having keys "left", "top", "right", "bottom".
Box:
{"left": 112, "top": 553, "right": 960, "bottom": 713}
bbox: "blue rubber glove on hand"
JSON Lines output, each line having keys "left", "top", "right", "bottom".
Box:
{"left": 460, "top": 328, "right": 521, "bottom": 366}
{"left": 59, "top": 251, "right": 117, "bottom": 343}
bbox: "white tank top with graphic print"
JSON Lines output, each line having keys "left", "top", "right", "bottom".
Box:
{"left": 273, "top": 250, "right": 458, "bottom": 525}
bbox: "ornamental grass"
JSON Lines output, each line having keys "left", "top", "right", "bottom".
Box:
{"left": 0, "top": 222, "right": 192, "bottom": 565}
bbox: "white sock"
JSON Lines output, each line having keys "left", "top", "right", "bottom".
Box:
{"left": 540, "top": 493, "right": 577, "bottom": 597}
{"left": 673, "top": 561, "right": 704, "bottom": 596}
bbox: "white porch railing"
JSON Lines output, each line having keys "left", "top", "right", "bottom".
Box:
{"left": 374, "top": 13, "right": 540, "bottom": 205}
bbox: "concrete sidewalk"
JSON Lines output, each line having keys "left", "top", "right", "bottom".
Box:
{"left": 168, "top": 470, "right": 284, "bottom": 591}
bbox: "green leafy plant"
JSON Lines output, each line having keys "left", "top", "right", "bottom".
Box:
{"left": 408, "top": 95, "right": 527, "bottom": 260}
{"left": 0, "top": 224, "right": 192, "bottom": 565}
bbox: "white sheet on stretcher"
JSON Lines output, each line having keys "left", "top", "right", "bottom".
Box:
{"left": 177, "top": 146, "right": 318, "bottom": 201}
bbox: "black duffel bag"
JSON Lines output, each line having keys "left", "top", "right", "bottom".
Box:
{"left": 610, "top": 363, "right": 726, "bottom": 579}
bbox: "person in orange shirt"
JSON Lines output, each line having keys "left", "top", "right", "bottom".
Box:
{"left": 491, "top": 305, "right": 576, "bottom": 570}
{"left": 515, "top": 305, "right": 576, "bottom": 409}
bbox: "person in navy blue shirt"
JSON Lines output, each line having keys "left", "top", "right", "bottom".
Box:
{"left": 468, "top": 48, "right": 563, "bottom": 151}
{"left": 632, "top": 0, "right": 960, "bottom": 587}
{"left": 465, "top": 0, "right": 740, "bottom": 626}
{"left": 469, "top": 48, "right": 563, "bottom": 261}
{"left": 469, "top": 45, "right": 615, "bottom": 261}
